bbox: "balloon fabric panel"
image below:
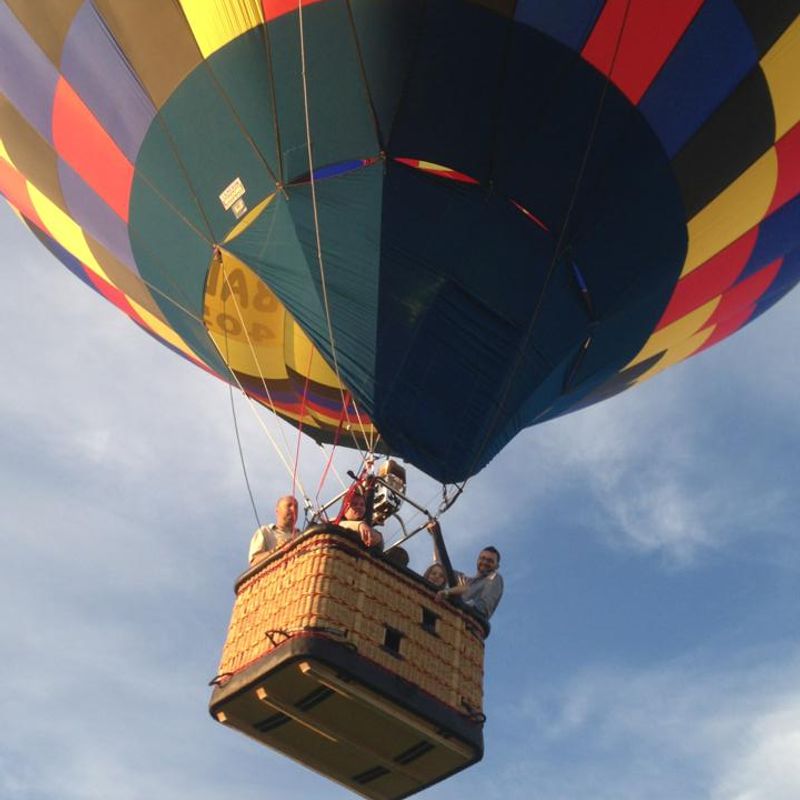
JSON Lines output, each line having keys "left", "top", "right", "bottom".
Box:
{"left": 2, "top": 0, "right": 800, "bottom": 484}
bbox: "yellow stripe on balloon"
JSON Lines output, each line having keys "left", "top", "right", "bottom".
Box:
{"left": 27, "top": 182, "right": 115, "bottom": 285}
{"left": 285, "top": 321, "right": 341, "bottom": 388}
{"left": 631, "top": 327, "right": 715, "bottom": 385}
{"left": 761, "top": 16, "right": 800, "bottom": 140}
{"left": 205, "top": 249, "right": 292, "bottom": 380}
{"left": 416, "top": 160, "right": 451, "bottom": 173}
{"left": 1, "top": 140, "right": 24, "bottom": 222}
{"left": 178, "top": 0, "right": 264, "bottom": 59}
{"left": 681, "top": 148, "right": 777, "bottom": 277}
{"left": 0, "top": 137, "right": 13, "bottom": 164}
{"left": 223, "top": 194, "right": 276, "bottom": 243}
{"left": 628, "top": 298, "right": 719, "bottom": 367}
{"left": 207, "top": 330, "right": 290, "bottom": 379}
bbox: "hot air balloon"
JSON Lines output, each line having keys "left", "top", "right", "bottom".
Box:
{"left": 2, "top": 1, "right": 799, "bottom": 798}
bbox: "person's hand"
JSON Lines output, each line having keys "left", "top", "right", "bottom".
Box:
{"left": 435, "top": 589, "right": 448, "bottom": 604}
{"left": 359, "top": 522, "right": 382, "bottom": 549}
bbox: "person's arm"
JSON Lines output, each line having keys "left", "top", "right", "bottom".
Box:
{"left": 425, "top": 520, "right": 458, "bottom": 586}
{"left": 436, "top": 582, "right": 470, "bottom": 603}
{"left": 468, "top": 573, "right": 504, "bottom": 618}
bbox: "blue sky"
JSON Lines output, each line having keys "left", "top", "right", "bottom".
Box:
{"left": 1, "top": 198, "right": 799, "bottom": 800}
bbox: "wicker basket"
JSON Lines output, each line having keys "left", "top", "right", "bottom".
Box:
{"left": 210, "top": 526, "right": 487, "bottom": 800}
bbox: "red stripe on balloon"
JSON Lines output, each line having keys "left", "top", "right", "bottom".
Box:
{"left": 261, "top": 0, "right": 325, "bottom": 23}
{"left": 656, "top": 229, "right": 758, "bottom": 330}
{"left": 767, "top": 121, "right": 800, "bottom": 215}
{"left": 695, "top": 259, "right": 781, "bottom": 352}
{"left": 510, "top": 199, "right": 550, "bottom": 231}
{"left": 582, "top": 0, "right": 703, "bottom": 103}
{"left": 51, "top": 77, "right": 134, "bottom": 222}
{"left": 707, "top": 257, "right": 781, "bottom": 326}
{"left": 0, "top": 159, "right": 45, "bottom": 231}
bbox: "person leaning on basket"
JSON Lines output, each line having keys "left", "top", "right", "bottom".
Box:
{"left": 436, "top": 546, "right": 504, "bottom": 620}
{"left": 248, "top": 495, "right": 300, "bottom": 565}
{"left": 337, "top": 491, "right": 384, "bottom": 551}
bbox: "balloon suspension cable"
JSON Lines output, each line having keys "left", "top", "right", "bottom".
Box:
{"left": 383, "top": 481, "right": 466, "bottom": 560}
{"left": 210, "top": 250, "right": 311, "bottom": 504}
{"left": 316, "top": 442, "right": 348, "bottom": 491}
{"left": 314, "top": 400, "right": 350, "bottom": 508}
{"left": 439, "top": 482, "right": 467, "bottom": 515}
{"left": 227, "top": 382, "right": 262, "bottom": 528}
{"left": 217, "top": 262, "right": 261, "bottom": 527}
{"left": 216, "top": 249, "right": 295, "bottom": 464}
{"left": 296, "top": 1, "right": 376, "bottom": 461}
{"left": 296, "top": 3, "right": 348, "bottom": 427}
{"left": 291, "top": 344, "right": 316, "bottom": 501}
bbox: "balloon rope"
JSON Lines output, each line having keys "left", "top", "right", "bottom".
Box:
{"left": 172, "top": 0, "right": 280, "bottom": 188}
{"left": 220, "top": 363, "right": 310, "bottom": 498}
{"left": 315, "top": 397, "right": 350, "bottom": 509}
{"left": 217, "top": 252, "right": 294, "bottom": 463}
{"left": 259, "top": 20, "right": 285, "bottom": 186}
{"left": 343, "top": 0, "right": 385, "bottom": 149}
{"left": 208, "top": 256, "right": 311, "bottom": 500}
{"left": 465, "top": 0, "right": 635, "bottom": 479}
{"left": 296, "top": 0, "right": 373, "bottom": 459}
{"left": 227, "top": 380, "right": 262, "bottom": 528}
{"left": 291, "top": 345, "right": 317, "bottom": 499}
{"left": 219, "top": 266, "right": 261, "bottom": 527}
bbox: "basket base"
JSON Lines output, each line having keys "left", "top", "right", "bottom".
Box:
{"left": 210, "top": 636, "right": 483, "bottom": 800}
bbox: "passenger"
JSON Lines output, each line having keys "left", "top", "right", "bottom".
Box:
{"left": 385, "top": 546, "right": 410, "bottom": 569}
{"left": 337, "top": 492, "right": 383, "bottom": 550}
{"left": 436, "top": 546, "right": 503, "bottom": 620}
{"left": 423, "top": 562, "right": 448, "bottom": 588}
{"left": 248, "top": 495, "right": 300, "bottom": 565}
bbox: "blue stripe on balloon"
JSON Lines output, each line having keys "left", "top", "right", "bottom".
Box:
{"left": 60, "top": 2, "right": 156, "bottom": 163}
{"left": 639, "top": 0, "right": 757, "bottom": 157}
{"left": 749, "top": 248, "right": 800, "bottom": 321}
{"left": 310, "top": 160, "right": 367, "bottom": 181}
{"left": 515, "top": 0, "right": 604, "bottom": 51}
{"left": 744, "top": 195, "right": 800, "bottom": 280}
{"left": 58, "top": 159, "right": 138, "bottom": 271}
{"left": 0, "top": 3, "right": 59, "bottom": 144}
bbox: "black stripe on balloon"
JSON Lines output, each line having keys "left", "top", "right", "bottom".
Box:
{"left": 733, "top": 0, "right": 800, "bottom": 57}
{"left": 570, "top": 352, "right": 665, "bottom": 410}
{"left": 672, "top": 67, "right": 775, "bottom": 220}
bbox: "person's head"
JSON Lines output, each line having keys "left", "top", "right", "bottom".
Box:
{"left": 476, "top": 546, "right": 500, "bottom": 577}
{"left": 423, "top": 562, "right": 447, "bottom": 587}
{"left": 275, "top": 495, "right": 298, "bottom": 531}
{"left": 343, "top": 491, "right": 366, "bottom": 521}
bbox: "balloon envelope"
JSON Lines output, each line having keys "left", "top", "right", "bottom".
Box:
{"left": 1, "top": 0, "right": 799, "bottom": 482}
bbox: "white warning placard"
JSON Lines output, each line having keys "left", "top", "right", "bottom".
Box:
{"left": 219, "top": 177, "right": 246, "bottom": 211}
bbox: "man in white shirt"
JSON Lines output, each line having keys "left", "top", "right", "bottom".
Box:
{"left": 248, "top": 495, "right": 299, "bottom": 565}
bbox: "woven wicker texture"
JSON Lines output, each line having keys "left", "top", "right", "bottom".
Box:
{"left": 218, "top": 532, "right": 485, "bottom": 714}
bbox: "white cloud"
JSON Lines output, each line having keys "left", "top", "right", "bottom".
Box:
{"left": 499, "top": 647, "right": 800, "bottom": 800}
{"left": 712, "top": 697, "right": 800, "bottom": 800}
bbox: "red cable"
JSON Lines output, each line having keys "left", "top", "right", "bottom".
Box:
{"left": 291, "top": 346, "right": 317, "bottom": 498}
